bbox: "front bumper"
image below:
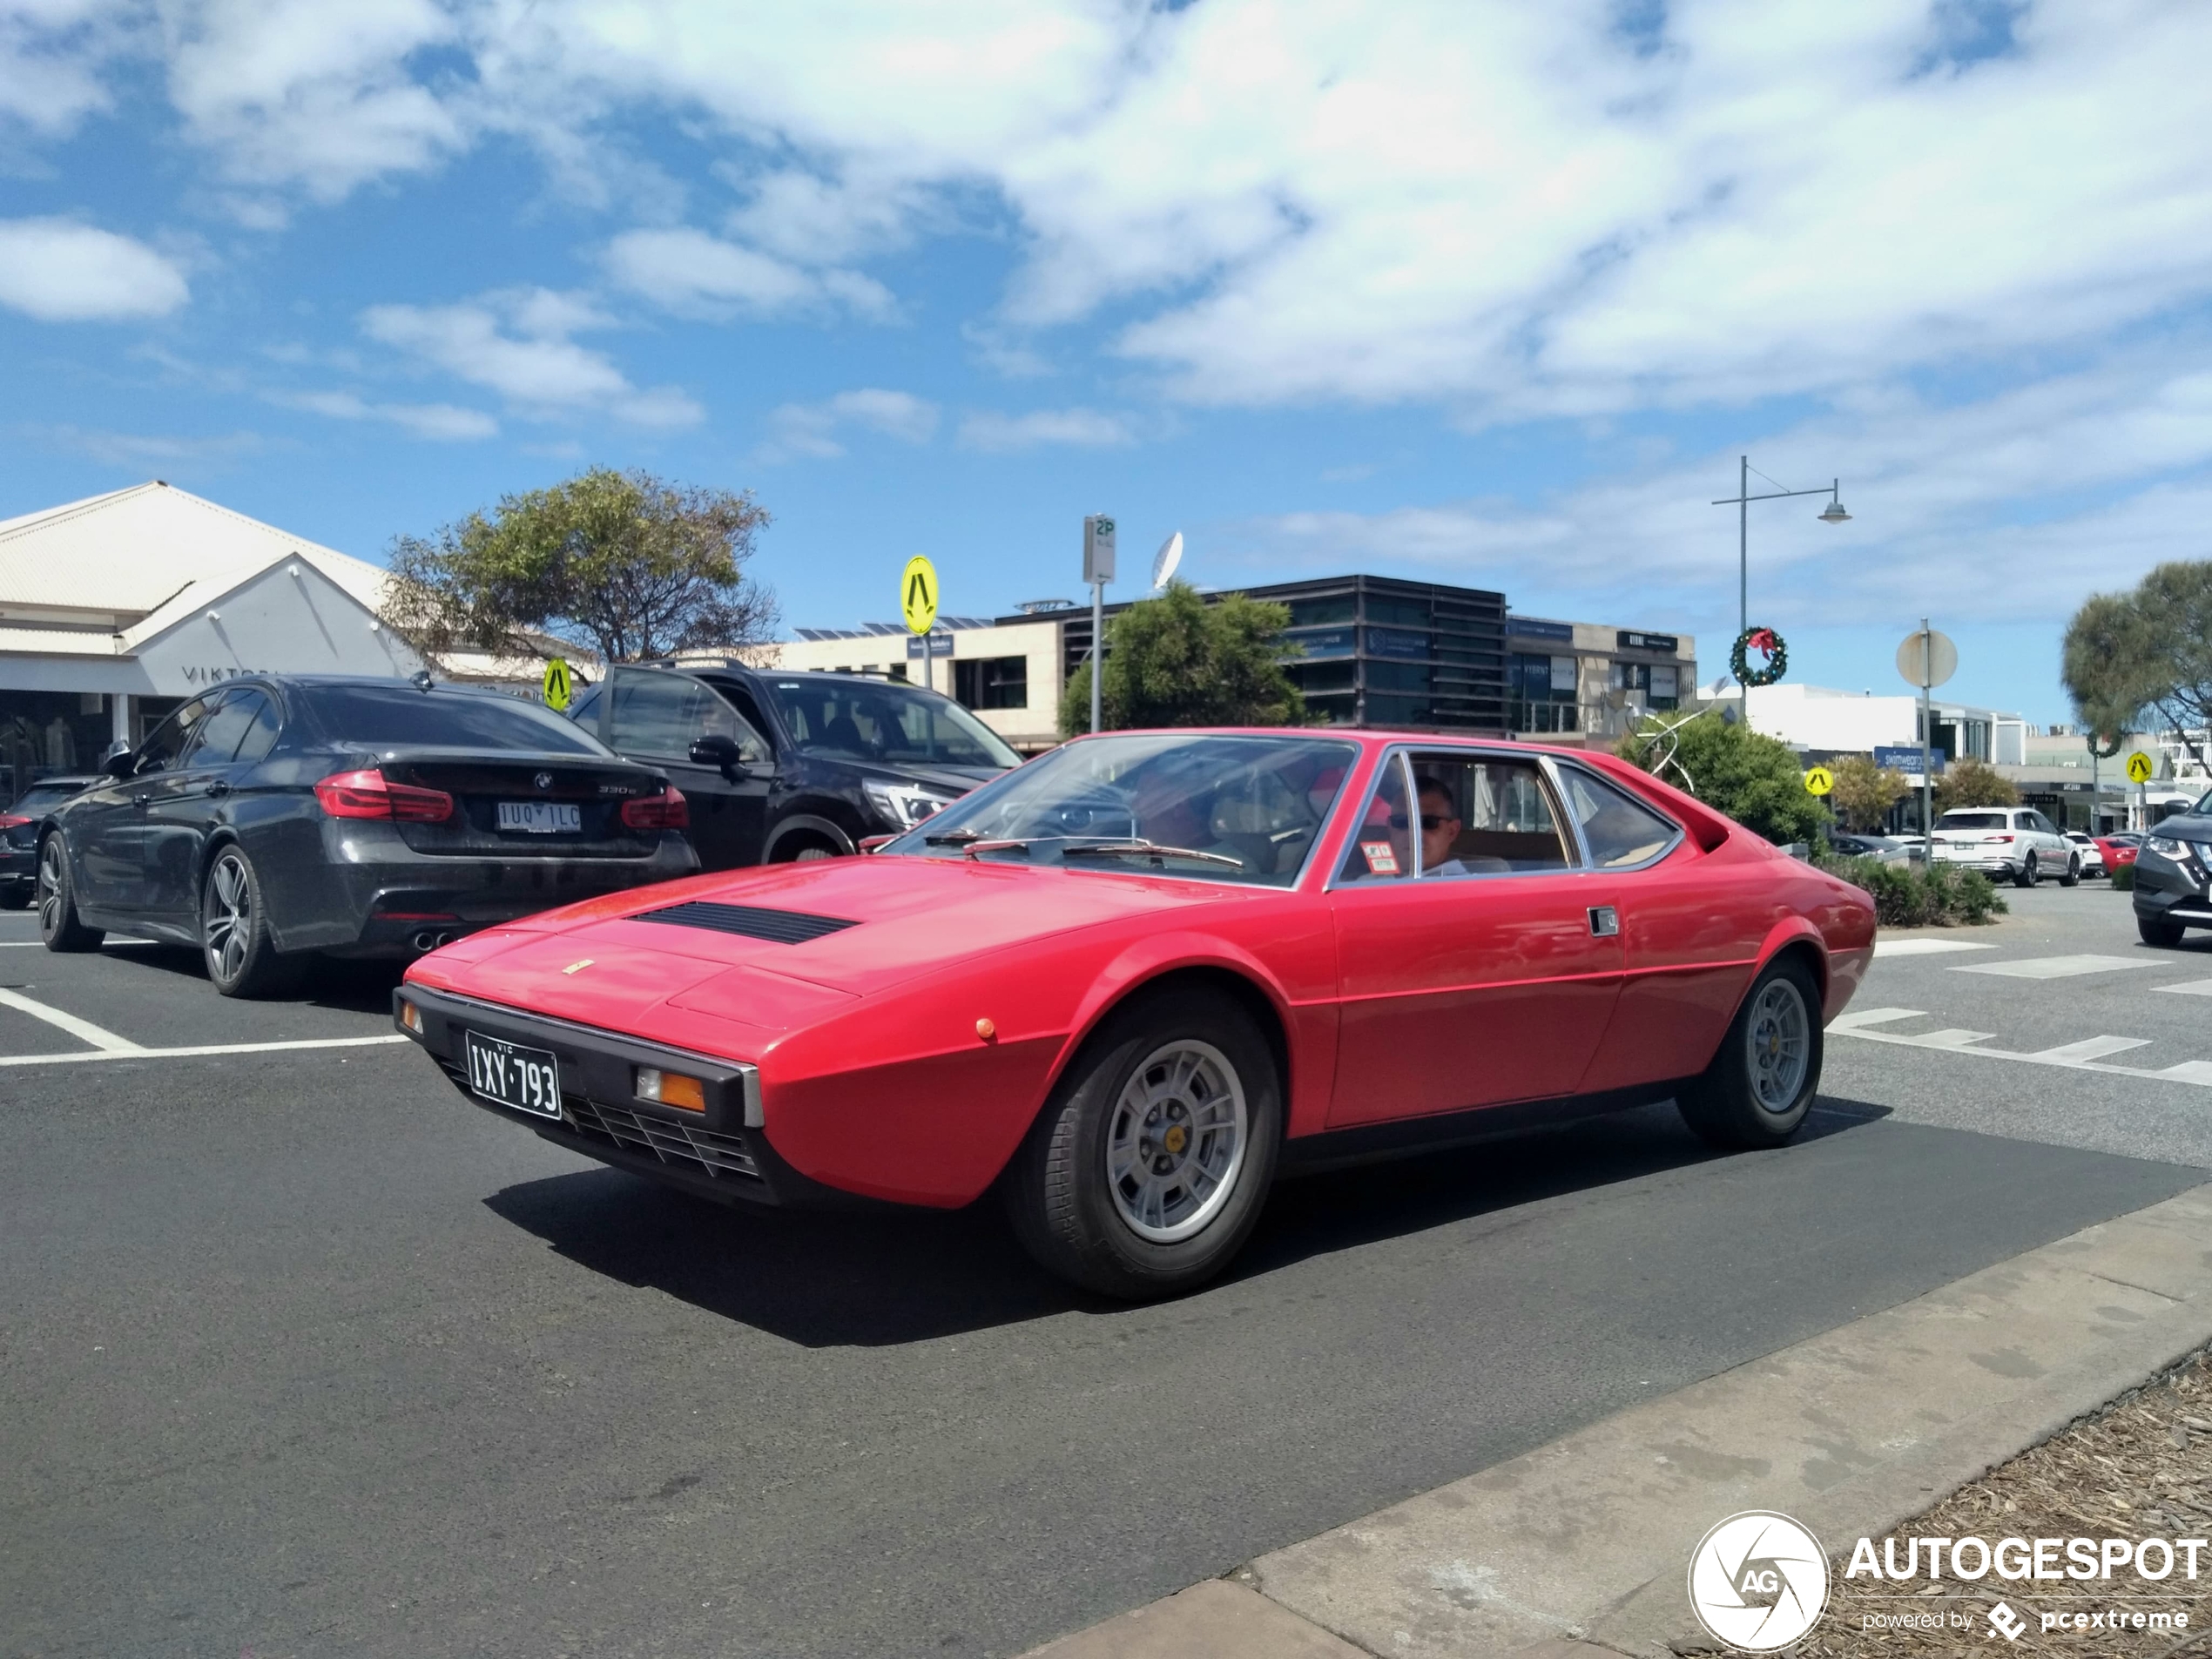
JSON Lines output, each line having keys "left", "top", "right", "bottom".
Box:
{"left": 2134, "top": 848, "right": 2212, "bottom": 928}
{"left": 393, "top": 983, "right": 864, "bottom": 1211}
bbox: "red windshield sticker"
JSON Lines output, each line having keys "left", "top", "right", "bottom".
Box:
{"left": 1361, "top": 841, "right": 1399, "bottom": 874}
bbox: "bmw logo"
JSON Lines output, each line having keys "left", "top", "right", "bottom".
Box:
{"left": 534, "top": 772, "right": 553, "bottom": 791}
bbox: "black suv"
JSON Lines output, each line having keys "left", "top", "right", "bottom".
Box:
{"left": 566, "top": 662, "right": 1020, "bottom": 868}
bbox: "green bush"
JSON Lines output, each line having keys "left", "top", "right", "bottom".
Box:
{"left": 2114, "top": 862, "right": 2137, "bottom": 891}
{"left": 1815, "top": 851, "right": 2008, "bottom": 928}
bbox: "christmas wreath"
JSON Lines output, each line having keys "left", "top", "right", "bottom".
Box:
{"left": 1730, "top": 625, "right": 1788, "bottom": 687}
{"left": 2090, "top": 730, "right": 2128, "bottom": 759}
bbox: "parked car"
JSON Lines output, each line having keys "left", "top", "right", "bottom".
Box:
{"left": 1826, "top": 830, "right": 1913, "bottom": 866}
{"left": 2133, "top": 796, "right": 2212, "bottom": 946}
{"left": 37, "top": 675, "right": 697, "bottom": 996}
{"left": 2064, "top": 830, "right": 2107, "bottom": 877}
{"left": 1931, "top": 806, "right": 2077, "bottom": 887}
{"left": 0, "top": 774, "right": 102, "bottom": 908}
{"left": 396, "top": 728, "right": 1876, "bottom": 1298}
{"left": 563, "top": 662, "right": 1020, "bottom": 869}
{"left": 2096, "top": 832, "right": 2142, "bottom": 871}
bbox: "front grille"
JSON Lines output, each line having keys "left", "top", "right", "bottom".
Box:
{"left": 435, "top": 1057, "right": 761, "bottom": 1182}
{"left": 563, "top": 1096, "right": 761, "bottom": 1180}
{"left": 638, "top": 900, "right": 857, "bottom": 945}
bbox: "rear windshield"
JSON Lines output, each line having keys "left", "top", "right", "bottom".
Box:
{"left": 7, "top": 781, "right": 93, "bottom": 816}
{"left": 300, "top": 684, "right": 607, "bottom": 754}
{"left": 1940, "top": 812, "right": 2008, "bottom": 830}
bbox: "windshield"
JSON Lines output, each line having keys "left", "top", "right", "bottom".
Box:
{"left": 883, "top": 732, "right": 1359, "bottom": 887}
{"left": 1940, "top": 812, "right": 2008, "bottom": 830}
{"left": 762, "top": 677, "right": 1019, "bottom": 769}
{"left": 300, "top": 684, "right": 608, "bottom": 754}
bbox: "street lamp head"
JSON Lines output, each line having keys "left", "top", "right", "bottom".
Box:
{"left": 1818, "top": 498, "right": 1851, "bottom": 524}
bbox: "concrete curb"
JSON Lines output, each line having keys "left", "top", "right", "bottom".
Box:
{"left": 1023, "top": 1183, "right": 2212, "bottom": 1659}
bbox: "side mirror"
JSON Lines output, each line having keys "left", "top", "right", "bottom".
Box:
{"left": 101, "top": 742, "right": 136, "bottom": 780}
{"left": 688, "top": 734, "right": 747, "bottom": 778}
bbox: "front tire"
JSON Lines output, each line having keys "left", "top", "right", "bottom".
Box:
{"left": 201, "top": 846, "right": 300, "bottom": 998}
{"left": 2140, "top": 914, "right": 2188, "bottom": 949}
{"left": 36, "top": 834, "right": 103, "bottom": 952}
{"left": 1003, "top": 987, "right": 1281, "bottom": 1299}
{"left": 1677, "top": 956, "right": 1824, "bottom": 1150}
{"left": 2014, "top": 854, "right": 2038, "bottom": 888}
{"left": 2060, "top": 853, "right": 2080, "bottom": 887}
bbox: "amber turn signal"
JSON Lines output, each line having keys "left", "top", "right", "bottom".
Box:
{"left": 397, "top": 999, "right": 423, "bottom": 1035}
{"left": 636, "top": 1067, "right": 706, "bottom": 1111}
{"left": 975, "top": 1018, "right": 997, "bottom": 1042}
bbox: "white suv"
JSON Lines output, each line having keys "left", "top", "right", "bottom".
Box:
{"left": 1932, "top": 806, "right": 2077, "bottom": 887}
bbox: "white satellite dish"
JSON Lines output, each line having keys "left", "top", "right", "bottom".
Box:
{"left": 1151, "top": 530, "right": 1184, "bottom": 590}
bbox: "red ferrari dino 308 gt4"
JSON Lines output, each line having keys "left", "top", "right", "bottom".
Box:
{"left": 396, "top": 728, "right": 1874, "bottom": 1298}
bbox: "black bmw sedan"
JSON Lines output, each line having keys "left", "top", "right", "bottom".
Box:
{"left": 37, "top": 675, "right": 698, "bottom": 997}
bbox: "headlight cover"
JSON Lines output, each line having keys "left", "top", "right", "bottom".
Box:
{"left": 864, "top": 779, "right": 960, "bottom": 830}
{"left": 2148, "top": 834, "right": 2198, "bottom": 861}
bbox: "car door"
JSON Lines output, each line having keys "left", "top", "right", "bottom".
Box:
{"left": 2026, "top": 810, "right": 2067, "bottom": 872}
{"left": 1325, "top": 748, "right": 1625, "bottom": 1127}
{"left": 73, "top": 697, "right": 214, "bottom": 914}
{"left": 140, "top": 687, "right": 273, "bottom": 921}
{"left": 600, "top": 667, "right": 773, "bottom": 870}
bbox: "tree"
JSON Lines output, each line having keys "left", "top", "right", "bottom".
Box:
{"left": 1828, "top": 754, "right": 1909, "bottom": 832}
{"left": 1058, "top": 580, "right": 1305, "bottom": 735}
{"left": 2061, "top": 563, "right": 2212, "bottom": 765}
{"left": 1934, "top": 756, "right": 2020, "bottom": 812}
{"left": 381, "top": 468, "right": 778, "bottom": 667}
{"left": 1617, "top": 711, "right": 1826, "bottom": 845}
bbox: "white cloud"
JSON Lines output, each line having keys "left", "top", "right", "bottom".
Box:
{"left": 0, "top": 216, "right": 188, "bottom": 320}
{"left": 756, "top": 387, "right": 938, "bottom": 462}
{"left": 360, "top": 287, "right": 702, "bottom": 427}
{"left": 603, "top": 226, "right": 893, "bottom": 320}
{"left": 956, "top": 407, "right": 1134, "bottom": 453}
{"left": 276, "top": 388, "right": 498, "bottom": 441}
{"left": 0, "top": 0, "right": 137, "bottom": 136}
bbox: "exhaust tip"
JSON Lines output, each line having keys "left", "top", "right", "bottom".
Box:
{"left": 411, "top": 930, "right": 435, "bottom": 951}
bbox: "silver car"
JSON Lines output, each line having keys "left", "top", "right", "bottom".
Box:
{"left": 1932, "top": 806, "right": 2077, "bottom": 887}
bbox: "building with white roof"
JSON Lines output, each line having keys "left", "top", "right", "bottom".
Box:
{"left": 0, "top": 482, "right": 423, "bottom": 797}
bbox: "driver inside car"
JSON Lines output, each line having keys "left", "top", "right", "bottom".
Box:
{"left": 1412, "top": 776, "right": 1472, "bottom": 877}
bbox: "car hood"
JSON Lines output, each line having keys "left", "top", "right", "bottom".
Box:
{"left": 845, "top": 760, "right": 1008, "bottom": 795}
{"left": 410, "top": 853, "right": 1283, "bottom": 1027}
{"left": 2151, "top": 814, "right": 2212, "bottom": 842}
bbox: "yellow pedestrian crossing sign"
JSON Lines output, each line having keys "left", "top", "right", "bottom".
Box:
{"left": 2127, "top": 751, "right": 2155, "bottom": 784}
{"left": 542, "top": 658, "right": 572, "bottom": 711}
{"left": 901, "top": 556, "right": 939, "bottom": 636}
{"left": 1803, "top": 765, "right": 1834, "bottom": 797}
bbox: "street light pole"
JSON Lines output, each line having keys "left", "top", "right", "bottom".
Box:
{"left": 1711, "top": 458, "right": 1851, "bottom": 731}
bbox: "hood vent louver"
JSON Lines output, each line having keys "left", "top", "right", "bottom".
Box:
{"left": 637, "top": 900, "right": 858, "bottom": 946}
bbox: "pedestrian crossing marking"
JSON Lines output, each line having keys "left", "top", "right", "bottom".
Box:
{"left": 1831, "top": 1010, "right": 2212, "bottom": 1089}
{"left": 1873, "top": 938, "right": 1995, "bottom": 958}
{"left": 1950, "top": 954, "right": 2150, "bottom": 980}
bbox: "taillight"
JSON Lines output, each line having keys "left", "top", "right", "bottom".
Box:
{"left": 1991, "top": 833, "right": 2013, "bottom": 843}
{"left": 314, "top": 769, "right": 454, "bottom": 823}
{"left": 621, "top": 786, "right": 688, "bottom": 830}
{"left": 0, "top": 815, "right": 27, "bottom": 829}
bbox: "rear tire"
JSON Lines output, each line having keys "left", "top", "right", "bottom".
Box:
{"left": 2139, "top": 914, "right": 2187, "bottom": 949}
{"left": 2060, "top": 854, "right": 2080, "bottom": 888}
{"left": 36, "top": 834, "right": 103, "bottom": 953}
{"left": 2013, "top": 854, "right": 2038, "bottom": 888}
{"left": 1677, "top": 956, "right": 1824, "bottom": 1150}
{"left": 201, "top": 846, "right": 300, "bottom": 999}
{"left": 1003, "top": 987, "right": 1281, "bottom": 1299}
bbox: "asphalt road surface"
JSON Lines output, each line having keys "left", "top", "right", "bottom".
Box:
{"left": 4, "top": 879, "right": 2208, "bottom": 1659}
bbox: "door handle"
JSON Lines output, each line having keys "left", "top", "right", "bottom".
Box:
{"left": 204, "top": 779, "right": 231, "bottom": 798}
{"left": 1588, "top": 905, "right": 1619, "bottom": 937}
{"left": 132, "top": 795, "right": 152, "bottom": 813}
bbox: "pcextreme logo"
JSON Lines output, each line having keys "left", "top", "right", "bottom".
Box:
{"left": 1687, "top": 1511, "right": 1831, "bottom": 1652}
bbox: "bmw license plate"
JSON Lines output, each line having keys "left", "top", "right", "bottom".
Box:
{"left": 464, "top": 1030, "right": 563, "bottom": 1120}
{"left": 496, "top": 800, "right": 581, "bottom": 834}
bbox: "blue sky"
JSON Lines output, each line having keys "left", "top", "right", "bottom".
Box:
{"left": 4, "top": 1, "right": 2209, "bottom": 724}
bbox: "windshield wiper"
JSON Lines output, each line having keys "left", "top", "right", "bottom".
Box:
{"left": 1060, "top": 840, "right": 1244, "bottom": 869}
{"left": 925, "top": 828, "right": 986, "bottom": 844}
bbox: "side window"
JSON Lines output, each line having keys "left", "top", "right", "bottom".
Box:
{"left": 1337, "top": 753, "right": 1414, "bottom": 882}
{"left": 1558, "top": 768, "right": 1681, "bottom": 869}
{"left": 719, "top": 683, "right": 775, "bottom": 743}
{"left": 181, "top": 689, "right": 267, "bottom": 765}
{"left": 1406, "top": 752, "right": 1572, "bottom": 876}
{"left": 610, "top": 670, "right": 768, "bottom": 763}
{"left": 231, "top": 691, "right": 282, "bottom": 765}
{"left": 565, "top": 683, "right": 602, "bottom": 732}
{"left": 2030, "top": 812, "right": 2058, "bottom": 836}
{"left": 135, "top": 697, "right": 212, "bottom": 774}
{"left": 701, "top": 684, "right": 772, "bottom": 765}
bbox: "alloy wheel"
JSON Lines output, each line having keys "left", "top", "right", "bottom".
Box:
{"left": 204, "top": 853, "right": 253, "bottom": 984}
{"left": 1104, "top": 1038, "right": 1248, "bottom": 1243}
{"left": 36, "top": 840, "right": 63, "bottom": 937}
{"left": 1745, "top": 977, "right": 1810, "bottom": 1115}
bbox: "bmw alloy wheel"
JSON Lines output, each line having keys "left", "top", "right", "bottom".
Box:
{"left": 1104, "top": 1038, "right": 1248, "bottom": 1243}
{"left": 36, "top": 840, "right": 64, "bottom": 936}
{"left": 204, "top": 851, "right": 253, "bottom": 984}
{"left": 1745, "top": 977, "right": 1810, "bottom": 1115}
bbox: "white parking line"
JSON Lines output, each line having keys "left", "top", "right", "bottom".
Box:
{"left": 1951, "top": 954, "right": 2151, "bottom": 980}
{"left": 0, "top": 1035, "right": 409, "bottom": 1068}
{"left": 1873, "top": 937, "right": 1996, "bottom": 957}
{"left": 1831, "top": 1008, "right": 2212, "bottom": 1087}
{"left": 2155, "top": 980, "right": 2212, "bottom": 997}
{"left": 0, "top": 986, "right": 142, "bottom": 1052}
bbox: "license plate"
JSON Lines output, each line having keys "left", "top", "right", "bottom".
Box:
{"left": 496, "top": 800, "right": 581, "bottom": 834}
{"left": 464, "top": 1030, "right": 563, "bottom": 1119}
